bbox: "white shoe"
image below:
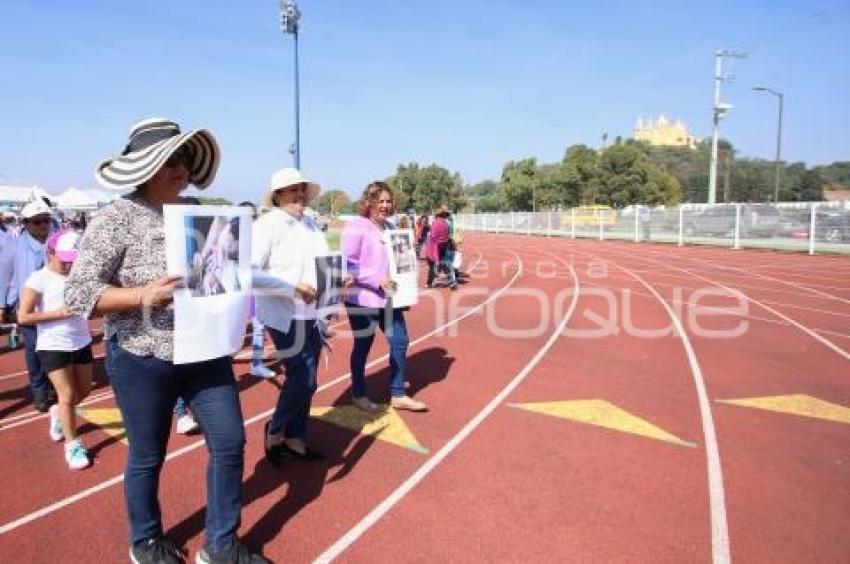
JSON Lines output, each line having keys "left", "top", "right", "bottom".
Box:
{"left": 176, "top": 414, "right": 199, "bottom": 435}
{"left": 65, "top": 439, "right": 90, "bottom": 470}
{"left": 250, "top": 364, "right": 277, "bottom": 379}
{"left": 48, "top": 404, "right": 63, "bottom": 442}
{"left": 390, "top": 395, "right": 428, "bottom": 412}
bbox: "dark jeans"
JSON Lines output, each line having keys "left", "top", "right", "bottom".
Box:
{"left": 109, "top": 340, "right": 245, "bottom": 553}
{"left": 267, "top": 320, "right": 321, "bottom": 439}
{"left": 20, "top": 324, "right": 50, "bottom": 402}
{"left": 346, "top": 305, "right": 409, "bottom": 398}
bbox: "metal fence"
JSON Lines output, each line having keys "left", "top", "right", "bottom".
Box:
{"left": 455, "top": 202, "right": 850, "bottom": 255}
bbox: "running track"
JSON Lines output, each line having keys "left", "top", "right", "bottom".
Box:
{"left": 0, "top": 233, "right": 848, "bottom": 563}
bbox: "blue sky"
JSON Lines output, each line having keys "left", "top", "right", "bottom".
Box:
{"left": 1, "top": 0, "right": 848, "bottom": 203}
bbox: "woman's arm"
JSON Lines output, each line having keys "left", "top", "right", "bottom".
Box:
{"left": 16, "top": 286, "right": 73, "bottom": 325}
{"left": 65, "top": 203, "right": 182, "bottom": 317}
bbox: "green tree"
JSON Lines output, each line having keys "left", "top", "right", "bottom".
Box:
{"left": 814, "top": 161, "right": 850, "bottom": 186}
{"left": 313, "top": 189, "right": 352, "bottom": 216}
{"left": 388, "top": 162, "right": 466, "bottom": 213}
{"left": 500, "top": 158, "right": 537, "bottom": 211}
{"left": 596, "top": 144, "right": 680, "bottom": 207}
{"left": 196, "top": 197, "right": 232, "bottom": 205}
{"left": 562, "top": 144, "right": 601, "bottom": 205}
{"left": 797, "top": 169, "right": 826, "bottom": 201}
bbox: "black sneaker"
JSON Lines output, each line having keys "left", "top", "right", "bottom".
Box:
{"left": 130, "top": 536, "right": 184, "bottom": 564}
{"left": 33, "top": 398, "right": 49, "bottom": 413}
{"left": 195, "top": 540, "right": 270, "bottom": 563}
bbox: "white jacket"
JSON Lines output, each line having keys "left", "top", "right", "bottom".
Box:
{"left": 251, "top": 208, "right": 329, "bottom": 333}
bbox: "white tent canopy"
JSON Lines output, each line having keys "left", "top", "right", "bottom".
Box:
{"left": 55, "top": 187, "right": 99, "bottom": 210}
{"left": 0, "top": 185, "right": 56, "bottom": 206}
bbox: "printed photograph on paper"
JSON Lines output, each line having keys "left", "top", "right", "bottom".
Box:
{"left": 389, "top": 230, "right": 416, "bottom": 275}
{"left": 315, "top": 252, "right": 345, "bottom": 315}
{"left": 185, "top": 215, "right": 242, "bottom": 297}
{"left": 384, "top": 228, "right": 418, "bottom": 308}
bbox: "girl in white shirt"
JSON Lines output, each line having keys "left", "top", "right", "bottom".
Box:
{"left": 17, "top": 229, "right": 93, "bottom": 470}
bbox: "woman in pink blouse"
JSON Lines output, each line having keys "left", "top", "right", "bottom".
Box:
{"left": 341, "top": 182, "right": 427, "bottom": 413}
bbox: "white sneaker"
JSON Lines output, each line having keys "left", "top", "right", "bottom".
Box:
{"left": 176, "top": 414, "right": 199, "bottom": 435}
{"left": 250, "top": 364, "right": 277, "bottom": 379}
{"left": 65, "top": 439, "right": 90, "bottom": 470}
{"left": 48, "top": 404, "right": 63, "bottom": 442}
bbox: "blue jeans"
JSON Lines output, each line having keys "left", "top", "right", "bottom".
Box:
{"left": 251, "top": 317, "right": 265, "bottom": 367}
{"left": 346, "top": 306, "right": 409, "bottom": 398}
{"left": 109, "top": 341, "right": 245, "bottom": 553}
{"left": 20, "top": 325, "right": 50, "bottom": 402}
{"left": 267, "top": 320, "right": 321, "bottom": 439}
{"left": 173, "top": 396, "right": 188, "bottom": 418}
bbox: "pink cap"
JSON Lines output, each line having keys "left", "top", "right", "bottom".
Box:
{"left": 47, "top": 229, "right": 81, "bottom": 262}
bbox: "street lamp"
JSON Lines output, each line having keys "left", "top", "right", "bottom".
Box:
{"left": 752, "top": 86, "right": 784, "bottom": 203}
{"left": 708, "top": 49, "right": 746, "bottom": 204}
{"left": 279, "top": 0, "right": 301, "bottom": 169}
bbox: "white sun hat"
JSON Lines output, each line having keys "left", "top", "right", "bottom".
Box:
{"left": 261, "top": 168, "right": 321, "bottom": 208}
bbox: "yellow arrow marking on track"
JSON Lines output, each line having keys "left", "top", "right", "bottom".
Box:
{"left": 717, "top": 394, "right": 850, "bottom": 425}
{"left": 76, "top": 407, "right": 128, "bottom": 443}
{"left": 509, "top": 400, "right": 695, "bottom": 447}
{"left": 310, "top": 405, "right": 427, "bottom": 454}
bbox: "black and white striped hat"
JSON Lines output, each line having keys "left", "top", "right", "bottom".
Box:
{"left": 94, "top": 118, "right": 220, "bottom": 191}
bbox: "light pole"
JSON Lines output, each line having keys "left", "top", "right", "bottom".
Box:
{"left": 752, "top": 86, "right": 784, "bottom": 202}
{"left": 279, "top": 0, "right": 301, "bottom": 169}
{"left": 708, "top": 49, "right": 746, "bottom": 204}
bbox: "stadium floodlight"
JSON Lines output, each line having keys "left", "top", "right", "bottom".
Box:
{"left": 279, "top": 0, "right": 302, "bottom": 169}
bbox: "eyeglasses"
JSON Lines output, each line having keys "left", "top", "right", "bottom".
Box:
{"left": 165, "top": 147, "right": 194, "bottom": 170}
{"left": 27, "top": 218, "right": 50, "bottom": 226}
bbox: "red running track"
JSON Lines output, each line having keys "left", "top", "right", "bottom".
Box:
{"left": 0, "top": 234, "right": 848, "bottom": 563}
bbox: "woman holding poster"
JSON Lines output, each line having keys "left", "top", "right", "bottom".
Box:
{"left": 252, "top": 168, "right": 328, "bottom": 464}
{"left": 341, "top": 182, "right": 428, "bottom": 413}
{"left": 64, "top": 118, "right": 268, "bottom": 564}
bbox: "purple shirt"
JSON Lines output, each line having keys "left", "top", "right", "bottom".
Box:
{"left": 341, "top": 216, "right": 390, "bottom": 308}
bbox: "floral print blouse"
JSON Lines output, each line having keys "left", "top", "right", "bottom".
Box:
{"left": 65, "top": 193, "right": 177, "bottom": 361}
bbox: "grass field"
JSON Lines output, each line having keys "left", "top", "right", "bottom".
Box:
{"left": 326, "top": 229, "right": 340, "bottom": 251}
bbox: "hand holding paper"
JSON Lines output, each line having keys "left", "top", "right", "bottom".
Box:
{"left": 140, "top": 275, "right": 184, "bottom": 308}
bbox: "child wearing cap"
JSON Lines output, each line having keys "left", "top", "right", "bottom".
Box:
{"left": 16, "top": 229, "right": 93, "bottom": 470}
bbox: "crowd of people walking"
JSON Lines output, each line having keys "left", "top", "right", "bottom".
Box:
{"left": 0, "top": 117, "right": 463, "bottom": 564}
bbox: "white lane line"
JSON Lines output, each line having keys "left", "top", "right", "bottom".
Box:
{"left": 569, "top": 243, "right": 850, "bottom": 361}
{"left": 313, "top": 259, "right": 579, "bottom": 564}
{"left": 611, "top": 261, "right": 730, "bottom": 564}
{"left": 0, "top": 251, "right": 518, "bottom": 535}
{"left": 646, "top": 262, "right": 850, "bottom": 361}
{"left": 637, "top": 249, "right": 850, "bottom": 305}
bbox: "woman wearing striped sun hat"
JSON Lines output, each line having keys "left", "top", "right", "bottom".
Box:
{"left": 64, "top": 118, "right": 268, "bottom": 564}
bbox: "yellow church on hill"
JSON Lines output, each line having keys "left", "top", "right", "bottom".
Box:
{"left": 634, "top": 114, "right": 700, "bottom": 149}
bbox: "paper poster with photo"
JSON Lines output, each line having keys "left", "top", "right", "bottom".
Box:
{"left": 315, "top": 252, "right": 346, "bottom": 317}
{"left": 385, "top": 228, "right": 418, "bottom": 308}
{"left": 163, "top": 205, "right": 252, "bottom": 364}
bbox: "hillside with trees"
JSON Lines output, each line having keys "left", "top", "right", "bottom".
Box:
{"left": 459, "top": 138, "right": 832, "bottom": 212}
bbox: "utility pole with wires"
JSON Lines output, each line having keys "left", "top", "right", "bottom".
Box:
{"left": 708, "top": 49, "right": 746, "bottom": 204}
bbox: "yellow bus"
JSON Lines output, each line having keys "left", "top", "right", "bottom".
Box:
{"left": 560, "top": 205, "right": 617, "bottom": 228}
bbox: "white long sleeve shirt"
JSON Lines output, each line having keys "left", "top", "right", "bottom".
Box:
{"left": 251, "top": 208, "right": 329, "bottom": 333}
